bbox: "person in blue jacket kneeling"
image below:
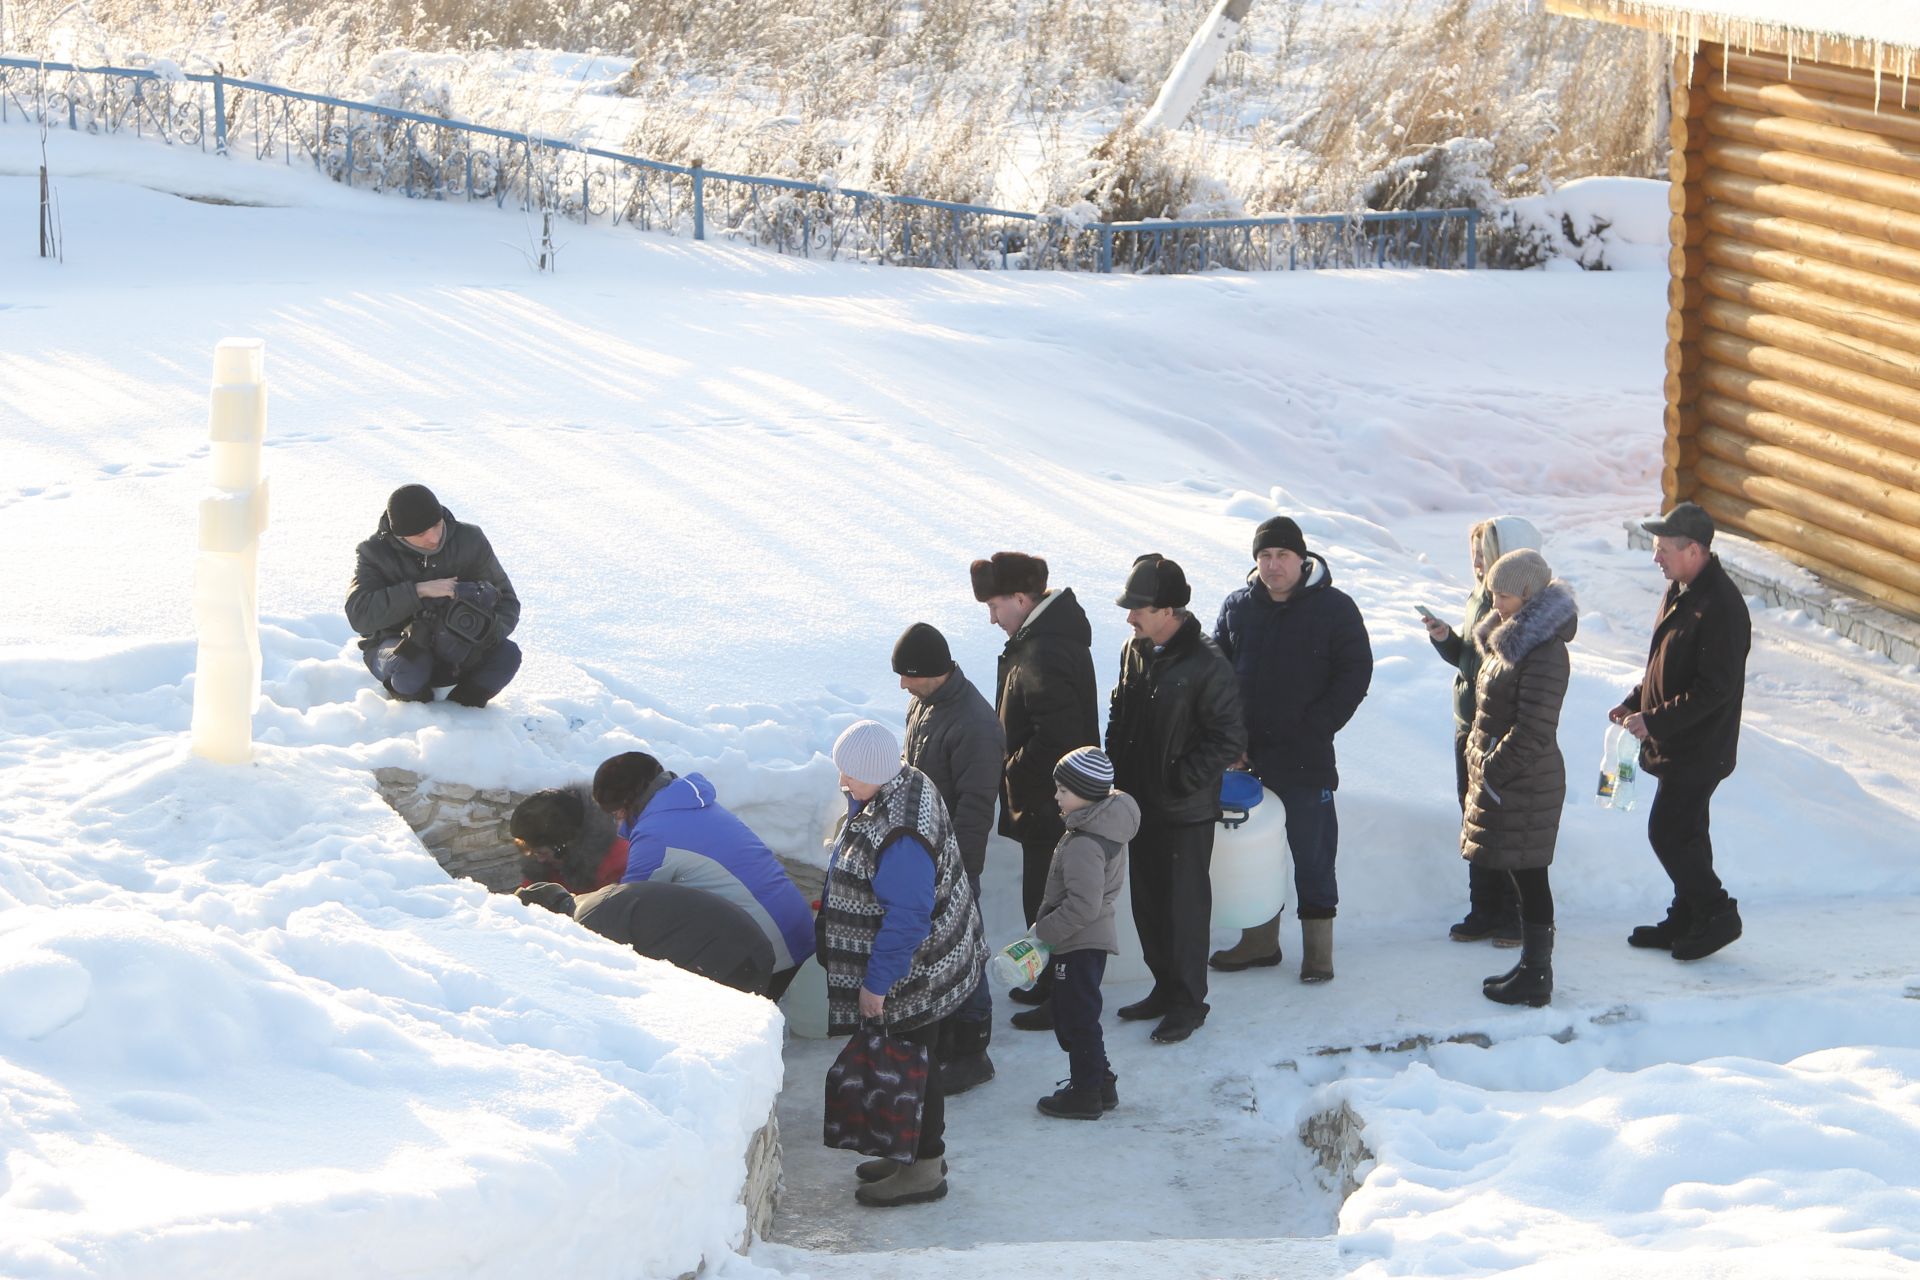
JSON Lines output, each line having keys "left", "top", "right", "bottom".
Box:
{"left": 591, "top": 751, "right": 815, "bottom": 1000}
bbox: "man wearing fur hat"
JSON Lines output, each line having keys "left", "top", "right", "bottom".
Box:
{"left": 893, "top": 622, "right": 1005, "bottom": 1093}
{"left": 1212, "top": 516, "right": 1373, "bottom": 984}
{"left": 969, "top": 551, "right": 1099, "bottom": 1031}
{"left": 1105, "top": 554, "right": 1246, "bottom": 1044}
{"left": 346, "top": 484, "right": 521, "bottom": 707}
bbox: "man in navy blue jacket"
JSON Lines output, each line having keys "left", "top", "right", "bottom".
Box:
{"left": 1213, "top": 517, "right": 1373, "bottom": 984}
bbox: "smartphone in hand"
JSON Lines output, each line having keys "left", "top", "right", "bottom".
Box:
{"left": 1415, "top": 604, "right": 1440, "bottom": 624}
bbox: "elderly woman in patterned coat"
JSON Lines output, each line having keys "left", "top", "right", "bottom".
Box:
{"left": 1461, "top": 549, "right": 1578, "bottom": 1008}
{"left": 817, "top": 719, "right": 986, "bottom": 1209}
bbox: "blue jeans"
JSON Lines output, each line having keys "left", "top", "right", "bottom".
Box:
{"left": 1050, "top": 949, "right": 1108, "bottom": 1090}
{"left": 366, "top": 635, "right": 521, "bottom": 705}
{"left": 1273, "top": 783, "right": 1339, "bottom": 919}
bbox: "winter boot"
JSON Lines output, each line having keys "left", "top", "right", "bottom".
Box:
{"left": 855, "top": 1156, "right": 945, "bottom": 1184}
{"left": 1299, "top": 918, "right": 1334, "bottom": 984}
{"left": 1628, "top": 900, "right": 1693, "bottom": 950}
{"left": 445, "top": 682, "right": 494, "bottom": 708}
{"left": 1483, "top": 924, "right": 1554, "bottom": 1007}
{"left": 1670, "top": 898, "right": 1742, "bottom": 961}
{"left": 1449, "top": 910, "right": 1500, "bottom": 942}
{"left": 1101, "top": 1071, "right": 1120, "bottom": 1111}
{"left": 939, "top": 1017, "right": 995, "bottom": 1094}
{"left": 1150, "top": 1008, "right": 1206, "bottom": 1044}
{"left": 855, "top": 1156, "right": 949, "bottom": 1207}
{"left": 1209, "top": 913, "right": 1283, "bottom": 971}
{"left": 1116, "top": 992, "right": 1168, "bottom": 1022}
{"left": 1490, "top": 918, "right": 1524, "bottom": 949}
{"left": 1009, "top": 999, "right": 1054, "bottom": 1031}
{"left": 1037, "top": 1081, "right": 1105, "bottom": 1120}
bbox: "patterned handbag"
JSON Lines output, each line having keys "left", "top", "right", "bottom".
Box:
{"left": 822, "top": 1020, "right": 930, "bottom": 1163}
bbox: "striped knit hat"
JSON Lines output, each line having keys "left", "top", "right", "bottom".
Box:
{"left": 1053, "top": 746, "right": 1115, "bottom": 802}
{"left": 832, "top": 719, "right": 903, "bottom": 787}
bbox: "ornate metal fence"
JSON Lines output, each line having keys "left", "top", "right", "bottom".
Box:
{"left": 0, "top": 55, "right": 1480, "bottom": 273}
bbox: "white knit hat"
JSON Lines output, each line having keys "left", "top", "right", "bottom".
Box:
{"left": 832, "top": 719, "right": 902, "bottom": 787}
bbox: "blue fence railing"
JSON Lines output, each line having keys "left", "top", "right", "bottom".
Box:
{"left": 0, "top": 55, "right": 1480, "bottom": 274}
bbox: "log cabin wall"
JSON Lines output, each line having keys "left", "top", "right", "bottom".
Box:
{"left": 1669, "top": 44, "right": 1920, "bottom": 618}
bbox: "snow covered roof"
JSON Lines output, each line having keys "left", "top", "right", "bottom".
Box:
{"left": 1545, "top": 0, "right": 1920, "bottom": 73}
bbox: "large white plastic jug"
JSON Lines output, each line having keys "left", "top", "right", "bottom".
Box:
{"left": 1211, "top": 772, "right": 1289, "bottom": 929}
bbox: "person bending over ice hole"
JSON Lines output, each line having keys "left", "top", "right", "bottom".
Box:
{"left": 345, "top": 484, "right": 521, "bottom": 707}
{"left": 820, "top": 720, "right": 986, "bottom": 1208}
{"left": 516, "top": 880, "right": 776, "bottom": 996}
{"left": 1461, "top": 550, "right": 1578, "bottom": 1008}
{"left": 511, "top": 785, "right": 628, "bottom": 893}
{"left": 591, "top": 751, "right": 815, "bottom": 1001}
{"left": 1030, "top": 746, "right": 1137, "bottom": 1120}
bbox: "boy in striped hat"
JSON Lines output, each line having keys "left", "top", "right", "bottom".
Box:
{"left": 1032, "top": 746, "right": 1139, "bottom": 1119}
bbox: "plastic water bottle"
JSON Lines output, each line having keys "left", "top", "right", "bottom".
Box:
{"left": 1596, "top": 724, "right": 1642, "bottom": 811}
{"left": 1612, "top": 729, "right": 1641, "bottom": 812}
{"left": 1596, "top": 723, "right": 1624, "bottom": 806}
{"left": 989, "top": 934, "right": 1051, "bottom": 990}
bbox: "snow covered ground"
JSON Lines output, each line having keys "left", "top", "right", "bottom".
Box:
{"left": 4, "top": 125, "right": 1920, "bottom": 1277}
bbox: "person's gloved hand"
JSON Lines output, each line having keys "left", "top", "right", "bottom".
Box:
{"left": 453, "top": 580, "right": 500, "bottom": 611}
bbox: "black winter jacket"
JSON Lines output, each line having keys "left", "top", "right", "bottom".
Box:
{"left": 1214, "top": 556, "right": 1373, "bottom": 792}
{"left": 1105, "top": 613, "right": 1247, "bottom": 825}
{"left": 904, "top": 665, "right": 1005, "bottom": 880}
{"left": 994, "top": 588, "right": 1100, "bottom": 844}
{"left": 573, "top": 881, "right": 775, "bottom": 995}
{"left": 1462, "top": 582, "right": 1578, "bottom": 872}
{"left": 344, "top": 506, "right": 520, "bottom": 652}
{"left": 1615, "top": 555, "right": 1750, "bottom": 782}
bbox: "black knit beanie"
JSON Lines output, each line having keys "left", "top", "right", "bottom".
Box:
{"left": 1253, "top": 516, "right": 1307, "bottom": 560}
{"left": 387, "top": 484, "right": 441, "bottom": 537}
{"left": 891, "top": 622, "right": 954, "bottom": 678}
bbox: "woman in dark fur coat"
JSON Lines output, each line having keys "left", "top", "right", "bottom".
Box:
{"left": 1461, "top": 549, "right": 1578, "bottom": 1007}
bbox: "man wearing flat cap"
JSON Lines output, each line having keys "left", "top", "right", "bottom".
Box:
{"left": 1212, "top": 515, "right": 1374, "bottom": 985}
{"left": 345, "top": 484, "right": 521, "bottom": 707}
{"left": 969, "top": 551, "right": 1099, "bottom": 1030}
{"left": 1611, "top": 501, "right": 1751, "bottom": 961}
{"left": 1104, "top": 554, "right": 1245, "bottom": 1044}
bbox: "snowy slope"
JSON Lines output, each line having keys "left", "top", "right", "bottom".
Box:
{"left": 4, "top": 126, "right": 1920, "bottom": 1278}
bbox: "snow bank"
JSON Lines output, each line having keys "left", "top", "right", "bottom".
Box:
{"left": 1504, "top": 177, "right": 1671, "bottom": 272}
{"left": 1321, "top": 989, "right": 1920, "bottom": 1277}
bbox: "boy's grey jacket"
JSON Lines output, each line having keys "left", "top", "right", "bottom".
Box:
{"left": 1034, "top": 790, "right": 1140, "bottom": 955}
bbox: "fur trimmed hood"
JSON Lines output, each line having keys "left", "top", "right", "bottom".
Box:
{"left": 1474, "top": 580, "right": 1578, "bottom": 664}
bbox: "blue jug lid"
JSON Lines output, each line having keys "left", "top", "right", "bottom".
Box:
{"left": 1219, "top": 770, "right": 1264, "bottom": 810}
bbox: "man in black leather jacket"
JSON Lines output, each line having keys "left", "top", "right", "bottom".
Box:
{"left": 345, "top": 484, "right": 521, "bottom": 707}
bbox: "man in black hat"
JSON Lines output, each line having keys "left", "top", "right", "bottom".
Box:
{"left": 1104, "top": 554, "right": 1245, "bottom": 1044}
{"left": 969, "top": 551, "right": 1099, "bottom": 1030}
{"left": 1611, "top": 501, "right": 1751, "bottom": 961}
{"left": 1212, "top": 515, "right": 1374, "bottom": 984}
{"left": 346, "top": 484, "right": 521, "bottom": 707}
{"left": 893, "top": 621, "right": 1005, "bottom": 1093}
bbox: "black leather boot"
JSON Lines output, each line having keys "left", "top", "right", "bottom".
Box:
{"left": 1483, "top": 924, "right": 1553, "bottom": 1007}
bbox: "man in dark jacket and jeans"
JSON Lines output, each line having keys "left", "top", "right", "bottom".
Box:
{"left": 345, "top": 485, "right": 521, "bottom": 707}
{"left": 1105, "top": 554, "right": 1245, "bottom": 1044}
{"left": 1212, "top": 517, "right": 1373, "bottom": 984}
{"left": 894, "top": 621, "right": 1005, "bottom": 1094}
{"left": 970, "top": 551, "right": 1099, "bottom": 1030}
{"left": 1611, "top": 502, "right": 1751, "bottom": 961}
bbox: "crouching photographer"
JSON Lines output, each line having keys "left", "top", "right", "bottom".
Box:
{"left": 345, "top": 484, "right": 522, "bottom": 707}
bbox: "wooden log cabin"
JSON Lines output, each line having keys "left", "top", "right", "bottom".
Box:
{"left": 1547, "top": 1, "right": 1920, "bottom": 619}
